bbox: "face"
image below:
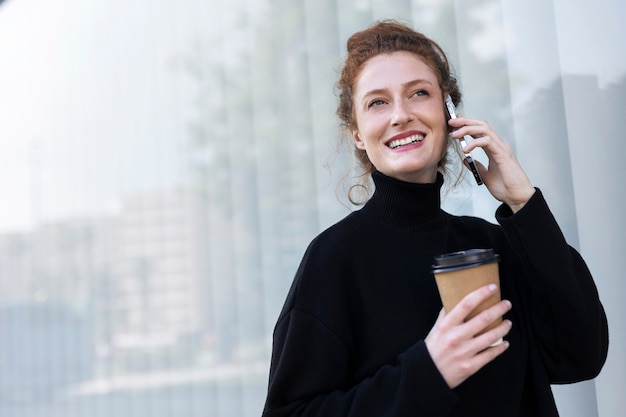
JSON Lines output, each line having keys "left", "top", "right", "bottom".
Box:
{"left": 351, "top": 51, "right": 448, "bottom": 183}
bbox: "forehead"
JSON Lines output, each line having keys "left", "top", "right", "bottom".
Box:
{"left": 354, "top": 51, "right": 440, "bottom": 94}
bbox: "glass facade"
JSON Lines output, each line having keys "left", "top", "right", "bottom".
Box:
{"left": 0, "top": 0, "right": 623, "bottom": 415}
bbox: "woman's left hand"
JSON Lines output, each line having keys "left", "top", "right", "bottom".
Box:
{"left": 449, "top": 116, "right": 536, "bottom": 213}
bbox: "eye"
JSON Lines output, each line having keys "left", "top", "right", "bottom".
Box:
{"left": 412, "top": 89, "right": 429, "bottom": 97}
{"left": 367, "top": 99, "right": 386, "bottom": 109}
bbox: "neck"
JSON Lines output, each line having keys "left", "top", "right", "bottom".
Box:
{"left": 361, "top": 171, "right": 445, "bottom": 231}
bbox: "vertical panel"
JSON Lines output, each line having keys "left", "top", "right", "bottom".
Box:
{"left": 552, "top": 1, "right": 626, "bottom": 416}
{"left": 500, "top": 1, "right": 600, "bottom": 416}
{"left": 500, "top": 0, "right": 581, "bottom": 245}
{"left": 302, "top": 0, "right": 351, "bottom": 231}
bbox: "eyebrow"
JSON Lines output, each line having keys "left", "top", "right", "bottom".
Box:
{"left": 359, "top": 79, "right": 435, "bottom": 104}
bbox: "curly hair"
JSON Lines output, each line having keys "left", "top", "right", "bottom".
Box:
{"left": 336, "top": 20, "right": 463, "bottom": 204}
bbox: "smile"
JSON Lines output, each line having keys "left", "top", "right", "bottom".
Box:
{"left": 388, "top": 134, "right": 424, "bottom": 149}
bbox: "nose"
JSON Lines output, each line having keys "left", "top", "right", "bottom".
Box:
{"left": 391, "top": 100, "right": 413, "bottom": 126}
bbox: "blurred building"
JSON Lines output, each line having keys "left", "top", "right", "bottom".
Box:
{"left": 0, "top": 186, "right": 212, "bottom": 379}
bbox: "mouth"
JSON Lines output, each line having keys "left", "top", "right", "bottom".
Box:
{"left": 387, "top": 134, "right": 425, "bottom": 149}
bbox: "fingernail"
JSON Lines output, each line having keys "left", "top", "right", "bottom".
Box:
{"left": 488, "top": 284, "right": 497, "bottom": 292}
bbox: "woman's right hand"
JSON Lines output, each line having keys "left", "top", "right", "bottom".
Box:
{"left": 424, "top": 284, "right": 513, "bottom": 389}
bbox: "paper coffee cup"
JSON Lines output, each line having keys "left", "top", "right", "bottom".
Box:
{"left": 432, "top": 249, "right": 502, "bottom": 342}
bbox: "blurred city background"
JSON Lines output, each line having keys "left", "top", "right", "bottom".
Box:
{"left": 0, "top": 0, "right": 624, "bottom": 416}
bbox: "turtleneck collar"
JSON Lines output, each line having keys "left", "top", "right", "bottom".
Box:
{"left": 361, "top": 171, "right": 446, "bottom": 231}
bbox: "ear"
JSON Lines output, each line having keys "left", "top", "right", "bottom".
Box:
{"left": 352, "top": 130, "right": 366, "bottom": 150}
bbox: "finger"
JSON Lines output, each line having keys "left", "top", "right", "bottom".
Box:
{"left": 430, "top": 307, "right": 447, "bottom": 330}
{"left": 465, "top": 338, "right": 510, "bottom": 374}
{"left": 448, "top": 119, "right": 491, "bottom": 140}
{"left": 462, "top": 299, "right": 512, "bottom": 338}
{"left": 469, "top": 318, "right": 513, "bottom": 352}
{"left": 445, "top": 284, "right": 500, "bottom": 325}
{"left": 458, "top": 133, "right": 504, "bottom": 156}
{"left": 448, "top": 115, "right": 488, "bottom": 129}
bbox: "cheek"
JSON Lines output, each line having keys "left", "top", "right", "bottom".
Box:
{"left": 433, "top": 117, "right": 450, "bottom": 155}
{"left": 441, "top": 137, "right": 451, "bottom": 155}
{"left": 357, "top": 112, "right": 388, "bottom": 137}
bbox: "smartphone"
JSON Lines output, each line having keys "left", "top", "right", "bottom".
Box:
{"left": 445, "top": 95, "right": 483, "bottom": 186}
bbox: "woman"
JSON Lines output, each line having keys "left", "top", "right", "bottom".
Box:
{"left": 262, "top": 20, "right": 608, "bottom": 416}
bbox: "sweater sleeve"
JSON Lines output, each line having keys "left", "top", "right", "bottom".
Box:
{"left": 495, "top": 189, "right": 609, "bottom": 383}
{"left": 262, "top": 307, "right": 458, "bottom": 417}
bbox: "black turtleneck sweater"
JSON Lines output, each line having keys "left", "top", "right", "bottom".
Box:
{"left": 262, "top": 172, "right": 608, "bottom": 417}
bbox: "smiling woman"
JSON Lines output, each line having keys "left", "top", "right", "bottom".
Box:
{"left": 262, "top": 20, "right": 607, "bottom": 417}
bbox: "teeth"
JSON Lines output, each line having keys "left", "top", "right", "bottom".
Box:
{"left": 388, "top": 134, "right": 424, "bottom": 149}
